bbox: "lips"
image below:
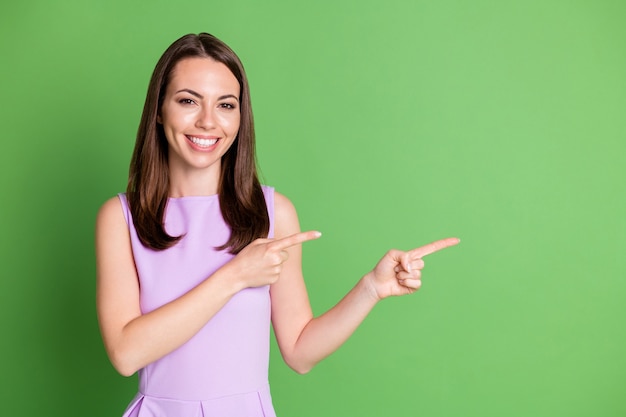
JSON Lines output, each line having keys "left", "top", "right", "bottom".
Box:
{"left": 186, "top": 135, "right": 219, "bottom": 148}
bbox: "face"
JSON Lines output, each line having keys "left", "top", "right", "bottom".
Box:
{"left": 158, "top": 57, "right": 241, "bottom": 177}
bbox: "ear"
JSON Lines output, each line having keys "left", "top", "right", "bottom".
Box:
{"left": 156, "top": 114, "right": 162, "bottom": 124}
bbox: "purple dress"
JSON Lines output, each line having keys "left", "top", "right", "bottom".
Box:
{"left": 117, "top": 186, "right": 277, "bottom": 417}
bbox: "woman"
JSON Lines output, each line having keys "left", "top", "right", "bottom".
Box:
{"left": 96, "top": 32, "right": 459, "bottom": 417}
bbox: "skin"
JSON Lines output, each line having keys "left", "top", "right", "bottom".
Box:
{"left": 157, "top": 57, "right": 241, "bottom": 197}
{"left": 96, "top": 57, "right": 460, "bottom": 377}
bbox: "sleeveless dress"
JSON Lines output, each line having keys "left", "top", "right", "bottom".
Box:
{"left": 117, "top": 186, "right": 277, "bottom": 417}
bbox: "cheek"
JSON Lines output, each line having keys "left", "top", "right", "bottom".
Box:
{"left": 160, "top": 104, "right": 194, "bottom": 129}
{"left": 232, "top": 116, "right": 241, "bottom": 135}
{"left": 219, "top": 113, "right": 241, "bottom": 136}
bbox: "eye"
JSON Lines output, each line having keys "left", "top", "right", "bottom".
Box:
{"left": 178, "top": 98, "right": 196, "bottom": 105}
{"left": 219, "top": 102, "right": 237, "bottom": 110}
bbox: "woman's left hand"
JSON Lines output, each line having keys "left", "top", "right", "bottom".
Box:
{"left": 364, "top": 237, "right": 460, "bottom": 300}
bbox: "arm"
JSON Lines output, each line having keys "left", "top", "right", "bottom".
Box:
{"left": 96, "top": 196, "right": 320, "bottom": 377}
{"left": 270, "top": 192, "right": 459, "bottom": 374}
{"left": 95, "top": 197, "right": 241, "bottom": 376}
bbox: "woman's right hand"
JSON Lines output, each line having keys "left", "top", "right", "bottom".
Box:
{"left": 223, "top": 230, "right": 322, "bottom": 289}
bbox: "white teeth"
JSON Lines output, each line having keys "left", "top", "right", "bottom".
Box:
{"left": 189, "top": 136, "right": 218, "bottom": 147}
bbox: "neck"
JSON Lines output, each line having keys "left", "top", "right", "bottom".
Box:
{"left": 167, "top": 162, "right": 221, "bottom": 198}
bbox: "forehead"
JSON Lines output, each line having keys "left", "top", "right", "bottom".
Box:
{"left": 167, "top": 57, "right": 240, "bottom": 95}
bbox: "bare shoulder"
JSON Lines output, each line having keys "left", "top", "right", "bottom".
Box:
{"left": 96, "top": 196, "right": 125, "bottom": 228}
{"left": 95, "top": 196, "right": 129, "bottom": 249}
{"left": 95, "top": 195, "right": 136, "bottom": 297}
{"left": 273, "top": 191, "right": 301, "bottom": 238}
{"left": 97, "top": 196, "right": 123, "bottom": 218}
{"left": 274, "top": 191, "right": 297, "bottom": 217}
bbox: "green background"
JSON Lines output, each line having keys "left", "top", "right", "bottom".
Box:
{"left": 1, "top": 1, "right": 624, "bottom": 416}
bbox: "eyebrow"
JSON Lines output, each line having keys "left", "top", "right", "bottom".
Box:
{"left": 175, "top": 88, "right": 239, "bottom": 101}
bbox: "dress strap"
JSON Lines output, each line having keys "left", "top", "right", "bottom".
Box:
{"left": 117, "top": 193, "right": 131, "bottom": 226}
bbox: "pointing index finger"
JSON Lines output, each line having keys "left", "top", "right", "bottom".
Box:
{"left": 410, "top": 237, "right": 460, "bottom": 259}
{"left": 272, "top": 230, "right": 322, "bottom": 251}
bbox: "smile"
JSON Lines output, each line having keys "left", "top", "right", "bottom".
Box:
{"left": 187, "top": 135, "right": 219, "bottom": 148}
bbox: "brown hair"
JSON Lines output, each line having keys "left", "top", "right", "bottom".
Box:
{"left": 127, "top": 33, "right": 269, "bottom": 253}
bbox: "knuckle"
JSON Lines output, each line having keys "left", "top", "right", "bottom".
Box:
{"left": 271, "top": 252, "right": 283, "bottom": 265}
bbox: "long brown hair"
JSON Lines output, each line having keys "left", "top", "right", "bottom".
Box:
{"left": 127, "top": 33, "right": 269, "bottom": 253}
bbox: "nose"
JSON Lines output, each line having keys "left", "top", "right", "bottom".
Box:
{"left": 195, "top": 106, "right": 216, "bottom": 130}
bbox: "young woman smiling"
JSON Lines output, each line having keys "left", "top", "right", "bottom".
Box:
{"left": 96, "top": 33, "right": 459, "bottom": 417}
